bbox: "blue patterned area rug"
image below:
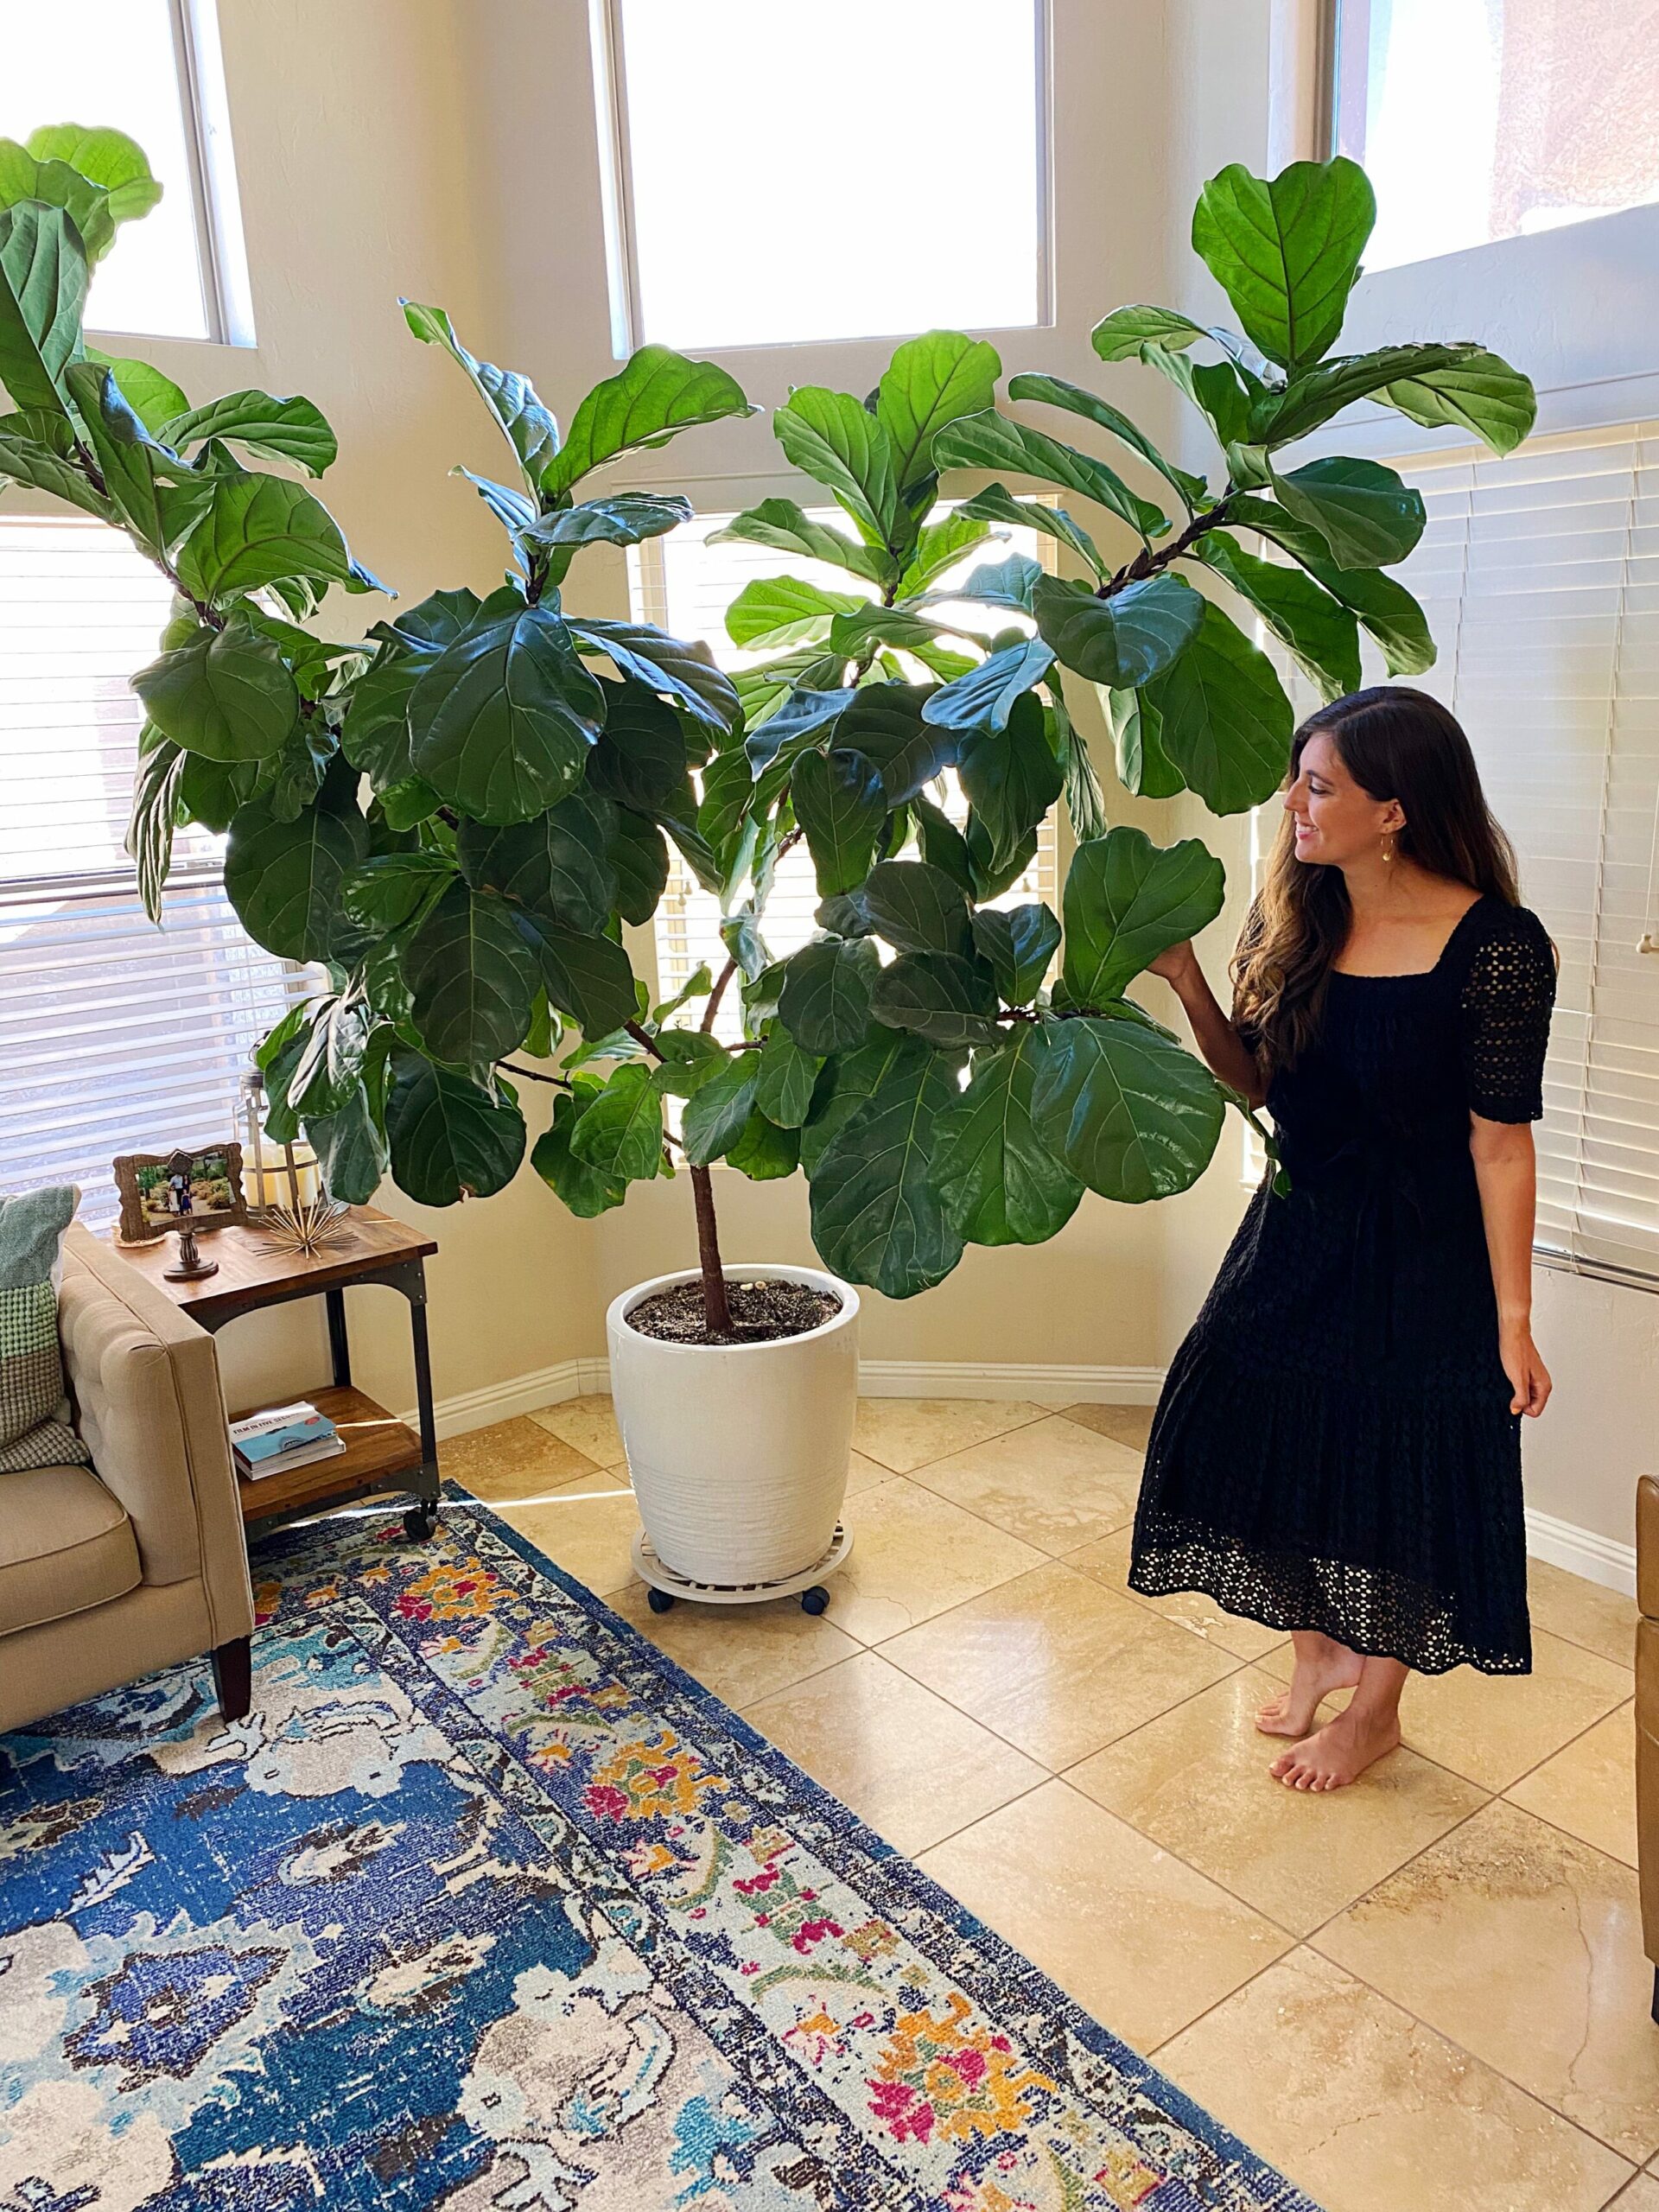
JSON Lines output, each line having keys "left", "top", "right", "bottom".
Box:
{"left": 2, "top": 1484, "right": 1318, "bottom": 2212}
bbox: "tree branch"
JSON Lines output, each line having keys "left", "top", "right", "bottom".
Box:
{"left": 1105, "top": 494, "right": 1232, "bottom": 595}
{"left": 496, "top": 1060, "right": 572, "bottom": 1087}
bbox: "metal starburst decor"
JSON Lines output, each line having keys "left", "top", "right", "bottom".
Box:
{"left": 257, "top": 1194, "right": 353, "bottom": 1258}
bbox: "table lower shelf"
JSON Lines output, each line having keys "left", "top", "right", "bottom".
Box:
{"left": 232, "top": 1383, "right": 428, "bottom": 1525}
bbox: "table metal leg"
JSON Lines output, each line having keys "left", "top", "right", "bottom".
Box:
{"left": 326, "top": 1287, "right": 352, "bottom": 1389}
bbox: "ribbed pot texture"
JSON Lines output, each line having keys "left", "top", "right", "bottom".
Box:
{"left": 605, "top": 1263, "right": 860, "bottom": 1585}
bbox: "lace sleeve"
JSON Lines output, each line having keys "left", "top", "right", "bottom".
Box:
{"left": 1459, "top": 906, "right": 1556, "bottom": 1122}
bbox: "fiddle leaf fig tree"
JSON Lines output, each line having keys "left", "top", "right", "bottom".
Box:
{"left": 5, "top": 138, "right": 1537, "bottom": 1340}
{"left": 700, "top": 155, "right": 1535, "bottom": 1300}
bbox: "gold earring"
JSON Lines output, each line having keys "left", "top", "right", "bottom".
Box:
{"left": 1382, "top": 831, "right": 1396, "bottom": 864}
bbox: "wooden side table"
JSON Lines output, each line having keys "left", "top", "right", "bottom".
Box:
{"left": 114, "top": 1205, "right": 442, "bottom": 1540}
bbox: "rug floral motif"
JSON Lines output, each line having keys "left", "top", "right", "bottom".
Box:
{"left": 1, "top": 1485, "right": 1319, "bottom": 2211}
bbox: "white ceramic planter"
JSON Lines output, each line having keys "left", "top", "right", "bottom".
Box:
{"left": 606, "top": 1263, "right": 860, "bottom": 1586}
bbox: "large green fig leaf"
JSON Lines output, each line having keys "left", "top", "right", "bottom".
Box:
{"left": 1029, "top": 1017, "right": 1225, "bottom": 1200}
{"left": 709, "top": 497, "right": 892, "bottom": 584}
{"left": 1227, "top": 494, "right": 1435, "bottom": 675}
{"left": 680, "top": 1051, "right": 760, "bottom": 1166}
{"left": 1194, "top": 531, "right": 1361, "bottom": 702}
{"left": 0, "top": 200, "right": 86, "bottom": 413}
{"left": 457, "top": 793, "right": 616, "bottom": 933}
{"left": 791, "top": 746, "right": 887, "bottom": 896}
{"left": 1106, "top": 685, "right": 1186, "bottom": 799}
{"left": 608, "top": 808, "right": 671, "bottom": 925}
{"left": 339, "top": 851, "right": 455, "bottom": 934}
{"left": 26, "top": 124, "right": 160, "bottom": 229}
{"left": 876, "top": 327, "right": 1001, "bottom": 491}
{"left": 1090, "top": 304, "right": 1210, "bottom": 360}
{"left": 726, "top": 574, "right": 864, "bottom": 651}
{"left": 403, "top": 880, "right": 537, "bottom": 1065}
{"left": 871, "top": 951, "right": 1001, "bottom": 1048}
{"left": 569, "top": 1062, "right": 664, "bottom": 1181}
{"left": 1007, "top": 371, "right": 1206, "bottom": 511}
{"left": 409, "top": 594, "right": 604, "bottom": 822}
{"left": 778, "top": 936, "right": 881, "bottom": 1053}
{"left": 518, "top": 490, "right": 692, "bottom": 553}
{"left": 1032, "top": 573, "right": 1203, "bottom": 688}
{"left": 727, "top": 1110, "right": 800, "bottom": 1180}
{"left": 132, "top": 611, "right": 300, "bottom": 761}
{"left": 0, "top": 143, "right": 115, "bottom": 262}
{"left": 772, "top": 385, "right": 901, "bottom": 550}
{"left": 174, "top": 474, "right": 384, "bottom": 601}
{"left": 0, "top": 415, "right": 111, "bottom": 515}
{"left": 753, "top": 1030, "right": 823, "bottom": 1128}
{"left": 809, "top": 1039, "right": 964, "bottom": 1297}
{"left": 513, "top": 912, "right": 639, "bottom": 1039}
{"left": 856, "top": 859, "right": 972, "bottom": 957}
{"left": 957, "top": 481, "right": 1107, "bottom": 582}
{"left": 1252, "top": 343, "right": 1465, "bottom": 445}
{"left": 306, "top": 1081, "right": 390, "bottom": 1207}
{"left": 933, "top": 410, "right": 1166, "bottom": 542}
{"left": 971, "top": 902, "right": 1059, "bottom": 1005}
{"left": 1381, "top": 349, "right": 1537, "bottom": 455}
{"left": 957, "top": 690, "right": 1065, "bottom": 863}
{"left": 1191, "top": 157, "right": 1375, "bottom": 367}
{"left": 1141, "top": 596, "right": 1293, "bottom": 815}
{"left": 159, "top": 390, "right": 339, "bottom": 476}
{"left": 543, "top": 345, "right": 751, "bottom": 498}
{"left": 531, "top": 1089, "right": 626, "bottom": 1217}
{"left": 1062, "top": 828, "right": 1225, "bottom": 1007}
{"left": 921, "top": 637, "right": 1054, "bottom": 734}
{"left": 1269, "top": 455, "right": 1426, "bottom": 570}
{"left": 225, "top": 781, "right": 369, "bottom": 963}
{"left": 402, "top": 300, "right": 559, "bottom": 485}
{"left": 832, "top": 684, "right": 957, "bottom": 806}
{"left": 385, "top": 1049, "right": 525, "bottom": 1205}
{"left": 566, "top": 615, "right": 739, "bottom": 735}
{"left": 931, "top": 1028, "right": 1084, "bottom": 1246}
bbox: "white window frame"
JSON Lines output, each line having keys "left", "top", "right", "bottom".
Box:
{"left": 156, "top": 0, "right": 255, "bottom": 348}
{"left": 587, "top": 0, "right": 1055, "bottom": 360}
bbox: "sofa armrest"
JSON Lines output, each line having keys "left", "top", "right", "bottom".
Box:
{"left": 56, "top": 1227, "right": 252, "bottom": 1647}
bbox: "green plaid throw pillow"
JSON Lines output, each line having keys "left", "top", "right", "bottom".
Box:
{"left": 0, "top": 1186, "right": 92, "bottom": 1474}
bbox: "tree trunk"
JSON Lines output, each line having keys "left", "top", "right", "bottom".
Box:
{"left": 690, "top": 1163, "right": 734, "bottom": 1338}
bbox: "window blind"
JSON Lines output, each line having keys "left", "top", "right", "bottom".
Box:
{"left": 0, "top": 518, "right": 314, "bottom": 1230}
{"left": 630, "top": 506, "right": 1059, "bottom": 1044}
{"left": 1260, "top": 422, "right": 1659, "bottom": 1286}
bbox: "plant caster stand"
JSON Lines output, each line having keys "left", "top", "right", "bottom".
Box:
{"left": 631, "top": 1523, "right": 854, "bottom": 1618}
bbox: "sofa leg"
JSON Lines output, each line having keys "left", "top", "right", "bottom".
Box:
{"left": 211, "top": 1637, "right": 252, "bottom": 1721}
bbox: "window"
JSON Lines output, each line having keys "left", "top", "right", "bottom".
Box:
{"left": 1259, "top": 423, "right": 1659, "bottom": 1286}
{"left": 1333, "top": 0, "right": 1659, "bottom": 270}
{"left": 0, "top": 0, "right": 251, "bottom": 343}
{"left": 595, "top": 0, "right": 1046, "bottom": 352}
{"left": 0, "top": 520, "right": 313, "bottom": 1230}
{"left": 631, "top": 507, "right": 1059, "bottom": 1042}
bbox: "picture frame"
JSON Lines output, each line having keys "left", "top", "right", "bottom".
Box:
{"left": 113, "top": 1143, "right": 248, "bottom": 1246}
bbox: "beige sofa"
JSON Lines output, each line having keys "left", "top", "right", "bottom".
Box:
{"left": 0, "top": 1225, "right": 254, "bottom": 1735}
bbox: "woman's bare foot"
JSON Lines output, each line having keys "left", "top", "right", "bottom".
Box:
{"left": 1269, "top": 1705, "right": 1402, "bottom": 1790}
{"left": 1255, "top": 1633, "right": 1363, "bottom": 1738}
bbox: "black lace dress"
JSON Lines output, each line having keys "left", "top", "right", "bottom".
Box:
{"left": 1129, "top": 896, "right": 1557, "bottom": 1676}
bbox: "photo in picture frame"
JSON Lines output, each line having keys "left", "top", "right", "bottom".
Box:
{"left": 112, "top": 1143, "right": 248, "bottom": 1246}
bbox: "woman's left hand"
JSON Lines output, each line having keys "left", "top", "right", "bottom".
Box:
{"left": 1499, "top": 1320, "right": 1551, "bottom": 1417}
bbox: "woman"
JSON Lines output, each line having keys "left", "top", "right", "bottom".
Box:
{"left": 1135, "top": 687, "right": 1556, "bottom": 1792}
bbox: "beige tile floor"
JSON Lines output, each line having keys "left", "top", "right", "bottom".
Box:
{"left": 442, "top": 1395, "right": 1652, "bottom": 2212}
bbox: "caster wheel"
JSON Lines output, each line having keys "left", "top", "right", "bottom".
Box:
{"left": 800, "top": 1586, "right": 830, "bottom": 1616}
{"left": 646, "top": 1587, "right": 677, "bottom": 1614}
{"left": 404, "top": 1503, "right": 439, "bottom": 1541}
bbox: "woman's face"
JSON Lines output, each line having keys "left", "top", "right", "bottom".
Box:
{"left": 1284, "top": 730, "right": 1402, "bottom": 869}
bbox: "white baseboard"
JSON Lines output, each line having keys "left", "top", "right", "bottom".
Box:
{"left": 855, "top": 1360, "right": 1165, "bottom": 1404}
{"left": 410, "top": 1357, "right": 1638, "bottom": 1599}
{"left": 1525, "top": 1504, "right": 1637, "bottom": 1598}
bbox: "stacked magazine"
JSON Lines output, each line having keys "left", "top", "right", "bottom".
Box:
{"left": 231, "top": 1402, "right": 344, "bottom": 1480}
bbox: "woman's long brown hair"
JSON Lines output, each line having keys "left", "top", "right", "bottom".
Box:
{"left": 1231, "top": 686, "right": 1521, "bottom": 1075}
